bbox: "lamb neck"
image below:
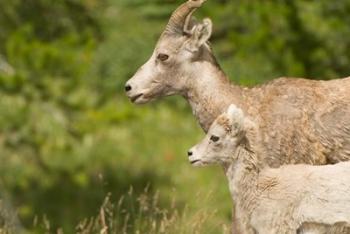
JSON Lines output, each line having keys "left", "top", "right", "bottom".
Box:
{"left": 225, "top": 147, "right": 259, "bottom": 221}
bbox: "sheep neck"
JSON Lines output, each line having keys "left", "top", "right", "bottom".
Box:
{"left": 182, "top": 61, "right": 244, "bottom": 132}
{"left": 225, "top": 146, "right": 259, "bottom": 222}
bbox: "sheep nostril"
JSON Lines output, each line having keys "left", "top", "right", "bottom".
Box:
{"left": 187, "top": 151, "right": 193, "bottom": 157}
{"left": 125, "top": 85, "right": 132, "bottom": 92}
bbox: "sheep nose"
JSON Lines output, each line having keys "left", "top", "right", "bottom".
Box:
{"left": 187, "top": 151, "right": 193, "bottom": 157}
{"left": 125, "top": 84, "right": 132, "bottom": 92}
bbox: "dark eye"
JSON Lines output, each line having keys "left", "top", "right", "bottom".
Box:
{"left": 210, "top": 135, "right": 220, "bottom": 142}
{"left": 157, "top": 53, "right": 169, "bottom": 61}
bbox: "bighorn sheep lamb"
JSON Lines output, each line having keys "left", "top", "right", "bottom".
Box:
{"left": 125, "top": 0, "right": 350, "bottom": 232}
{"left": 188, "top": 104, "right": 350, "bottom": 234}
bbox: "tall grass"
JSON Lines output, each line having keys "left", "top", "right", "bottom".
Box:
{"left": 1, "top": 187, "right": 230, "bottom": 234}
{"left": 76, "top": 187, "right": 230, "bottom": 234}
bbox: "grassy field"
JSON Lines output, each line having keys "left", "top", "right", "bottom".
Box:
{"left": 0, "top": 96, "right": 234, "bottom": 233}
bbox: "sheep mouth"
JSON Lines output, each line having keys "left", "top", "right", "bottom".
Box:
{"left": 190, "top": 160, "right": 201, "bottom": 165}
{"left": 130, "top": 93, "right": 143, "bottom": 103}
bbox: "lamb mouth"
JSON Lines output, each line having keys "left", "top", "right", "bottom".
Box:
{"left": 190, "top": 160, "right": 201, "bottom": 164}
{"left": 130, "top": 93, "right": 143, "bottom": 103}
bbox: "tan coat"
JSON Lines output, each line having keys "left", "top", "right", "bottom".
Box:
{"left": 125, "top": 1, "right": 350, "bottom": 233}
{"left": 189, "top": 105, "right": 350, "bottom": 234}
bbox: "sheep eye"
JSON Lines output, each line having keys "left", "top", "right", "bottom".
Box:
{"left": 210, "top": 135, "right": 220, "bottom": 142}
{"left": 157, "top": 53, "right": 169, "bottom": 61}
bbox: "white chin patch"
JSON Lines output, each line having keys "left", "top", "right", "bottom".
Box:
{"left": 191, "top": 160, "right": 206, "bottom": 167}
{"left": 133, "top": 95, "right": 152, "bottom": 104}
{"left": 134, "top": 98, "right": 148, "bottom": 104}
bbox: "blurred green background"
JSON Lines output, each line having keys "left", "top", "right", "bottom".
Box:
{"left": 1, "top": 0, "right": 350, "bottom": 233}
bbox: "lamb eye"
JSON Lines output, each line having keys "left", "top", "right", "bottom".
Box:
{"left": 157, "top": 53, "right": 169, "bottom": 61}
{"left": 210, "top": 135, "right": 220, "bottom": 142}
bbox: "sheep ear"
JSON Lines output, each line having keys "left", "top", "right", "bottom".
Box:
{"left": 227, "top": 105, "right": 244, "bottom": 131}
{"left": 186, "top": 18, "right": 212, "bottom": 52}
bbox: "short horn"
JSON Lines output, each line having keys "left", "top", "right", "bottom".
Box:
{"left": 165, "top": 0, "right": 206, "bottom": 35}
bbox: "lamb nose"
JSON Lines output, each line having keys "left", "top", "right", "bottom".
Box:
{"left": 187, "top": 151, "right": 193, "bottom": 157}
{"left": 125, "top": 84, "right": 132, "bottom": 92}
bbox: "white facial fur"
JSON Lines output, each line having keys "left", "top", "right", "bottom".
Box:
{"left": 188, "top": 105, "right": 246, "bottom": 166}
{"left": 125, "top": 19, "right": 213, "bottom": 104}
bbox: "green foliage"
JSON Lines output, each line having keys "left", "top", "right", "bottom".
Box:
{"left": 1, "top": 0, "right": 350, "bottom": 233}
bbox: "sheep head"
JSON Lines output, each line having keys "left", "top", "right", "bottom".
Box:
{"left": 188, "top": 105, "right": 250, "bottom": 166}
{"left": 125, "top": 0, "right": 214, "bottom": 104}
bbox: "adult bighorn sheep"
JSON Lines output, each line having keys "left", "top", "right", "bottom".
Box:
{"left": 125, "top": 0, "right": 350, "bottom": 232}
{"left": 188, "top": 104, "right": 350, "bottom": 234}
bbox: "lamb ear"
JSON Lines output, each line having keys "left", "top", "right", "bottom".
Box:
{"left": 227, "top": 104, "right": 244, "bottom": 131}
{"left": 186, "top": 18, "right": 212, "bottom": 52}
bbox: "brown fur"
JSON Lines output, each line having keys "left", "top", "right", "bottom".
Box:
{"left": 125, "top": 1, "right": 350, "bottom": 232}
